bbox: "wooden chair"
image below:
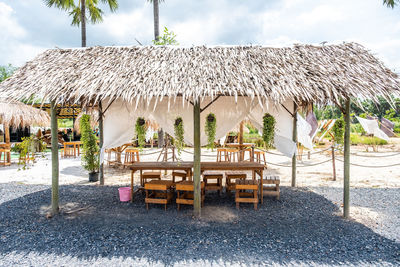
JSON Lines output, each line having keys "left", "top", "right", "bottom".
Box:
{"left": 124, "top": 148, "right": 140, "bottom": 165}
{"left": 0, "top": 148, "right": 11, "bottom": 166}
{"left": 216, "top": 148, "right": 228, "bottom": 162}
{"left": 172, "top": 170, "right": 187, "bottom": 183}
{"left": 225, "top": 148, "right": 239, "bottom": 162}
{"left": 176, "top": 181, "right": 205, "bottom": 211}
{"left": 203, "top": 172, "right": 223, "bottom": 195}
{"left": 225, "top": 172, "right": 246, "bottom": 195}
{"left": 235, "top": 179, "right": 259, "bottom": 210}
{"left": 261, "top": 175, "right": 280, "bottom": 200}
{"left": 145, "top": 180, "right": 174, "bottom": 210}
{"left": 140, "top": 171, "right": 162, "bottom": 187}
{"left": 19, "top": 151, "right": 35, "bottom": 165}
{"left": 62, "top": 144, "right": 75, "bottom": 158}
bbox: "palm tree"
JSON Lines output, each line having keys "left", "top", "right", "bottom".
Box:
{"left": 147, "top": 0, "right": 164, "bottom": 41}
{"left": 44, "top": 0, "right": 118, "bottom": 47}
{"left": 383, "top": 0, "right": 399, "bottom": 8}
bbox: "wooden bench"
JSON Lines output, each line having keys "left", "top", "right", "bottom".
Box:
{"left": 261, "top": 175, "right": 280, "bottom": 200}
{"left": 144, "top": 180, "right": 174, "bottom": 210}
{"left": 225, "top": 172, "right": 246, "bottom": 195}
{"left": 235, "top": 179, "right": 259, "bottom": 210}
{"left": 176, "top": 181, "right": 205, "bottom": 211}
{"left": 0, "top": 148, "right": 11, "bottom": 166}
{"left": 140, "top": 171, "right": 162, "bottom": 187}
{"left": 203, "top": 172, "right": 223, "bottom": 195}
{"left": 172, "top": 170, "right": 188, "bottom": 183}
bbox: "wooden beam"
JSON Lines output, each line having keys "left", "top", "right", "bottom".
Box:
{"left": 291, "top": 102, "right": 298, "bottom": 187}
{"left": 51, "top": 101, "right": 59, "bottom": 216}
{"left": 343, "top": 98, "right": 351, "bottom": 218}
{"left": 99, "top": 101, "right": 104, "bottom": 185}
{"left": 200, "top": 95, "right": 221, "bottom": 113}
{"left": 4, "top": 122, "right": 10, "bottom": 144}
{"left": 193, "top": 100, "right": 201, "bottom": 217}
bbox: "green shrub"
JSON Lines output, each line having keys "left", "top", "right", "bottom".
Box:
{"left": 174, "top": 117, "right": 184, "bottom": 156}
{"left": 350, "top": 133, "right": 388, "bottom": 145}
{"left": 205, "top": 113, "right": 216, "bottom": 150}
{"left": 80, "top": 114, "right": 99, "bottom": 173}
{"left": 332, "top": 117, "right": 345, "bottom": 144}
{"left": 262, "top": 113, "right": 275, "bottom": 149}
{"left": 135, "top": 117, "right": 147, "bottom": 149}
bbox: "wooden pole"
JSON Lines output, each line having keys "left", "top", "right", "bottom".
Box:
{"left": 193, "top": 100, "right": 201, "bottom": 217}
{"left": 343, "top": 98, "right": 351, "bottom": 218}
{"left": 4, "top": 122, "right": 10, "bottom": 144}
{"left": 99, "top": 101, "right": 104, "bottom": 185}
{"left": 291, "top": 102, "right": 298, "bottom": 187}
{"left": 331, "top": 145, "right": 336, "bottom": 181}
{"left": 239, "top": 121, "right": 244, "bottom": 161}
{"left": 50, "top": 101, "right": 59, "bottom": 216}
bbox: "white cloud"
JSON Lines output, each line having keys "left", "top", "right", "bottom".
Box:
{"left": 0, "top": 2, "right": 26, "bottom": 39}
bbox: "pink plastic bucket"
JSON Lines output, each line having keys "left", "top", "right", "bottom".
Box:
{"left": 118, "top": 187, "right": 131, "bottom": 202}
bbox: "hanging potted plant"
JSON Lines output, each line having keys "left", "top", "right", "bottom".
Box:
{"left": 135, "top": 117, "right": 147, "bottom": 149}
{"left": 205, "top": 113, "right": 217, "bottom": 150}
{"left": 174, "top": 117, "right": 184, "bottom": 157}
{"left": 80, "top": 114, "right": 99, "bottom": 182}
{"left": 262, "top": 113, "right": 276, "bottom": 149}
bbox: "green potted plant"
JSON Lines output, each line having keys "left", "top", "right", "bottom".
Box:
{"left": 205, "top": 113, "right": 217, "bottom": 150}
{"left": 135, "top": 117, "right": 147, "bottom": 149}
{"left": 174, "top": 117, "right": 184, "bottom": 157}
{"left": 262, "top": 113, "right": 276, "bottom": 149}
{"left": 80, "top": 114, "right": 99, "bottom": 182}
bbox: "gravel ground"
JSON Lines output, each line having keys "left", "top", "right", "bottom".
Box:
{"left": 0, "top": 183, "right": 399, "bottom": 266}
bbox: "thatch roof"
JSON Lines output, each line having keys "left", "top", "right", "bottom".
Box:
{"left": 0, "top": 43, "right": 399, "bottom": 106}
{"left": 0, "top": 100, "right": 50, "bottom": 127}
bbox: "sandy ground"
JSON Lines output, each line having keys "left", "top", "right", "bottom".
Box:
{"left": 0, "top": 140, "right": 399, "bottom": 242}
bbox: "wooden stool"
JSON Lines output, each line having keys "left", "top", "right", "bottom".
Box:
{"left": 235, "top": 179, "right": 259, "bottom": 210}
{"left": 261, "top": 175, "right": 280, "bottom": 200}
{"left": 19, "top": 151, "right": 35, "bottom": 165}
{"left": 176, "top": 181, "right": 205, "bottom": 211}
{"left": 216, "top": 148, "right": 228, "bottom": 162}
{"left": 124, "top": 148, "right": 140, "bottom": 164}
{"left": 225, "top": 172, "right": 246, "bottom": 195}
{"left": 140, "top": 171, "right": 162, "bottom": 187}
{"left": 62, "top": 144, "right": 74, "bottom": 158}
{"left": 145, "top": 180, "right": 174, "bottom": 210}
{"left": 172, "top": 171, "right": 187, "bottom": 183}
{"left": 203, "top": 173, "right": 223, "bottom": 195}
{"left": 254, "top": 151, "right": 266, "bottom": 165}
{"left": 0, "top": 149, "right": 11, "bottom": 166}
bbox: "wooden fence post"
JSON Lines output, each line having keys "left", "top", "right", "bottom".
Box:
{"left": 193, "top": 100, "right": 201, "bottom": 217}
{"left": 291, "top": 102, "right": 298, "bottom": 187}
{"left": 51, "top": 101, "right": 59, "bottom": 216}
{"left": 331, "top": 145, "right": 336, "bottom": 181}
{"left": 343, "top": 98, "right": 351, "bottom": 218}
{"left": 99, "top": 101, "right": 104, "bottom": 185}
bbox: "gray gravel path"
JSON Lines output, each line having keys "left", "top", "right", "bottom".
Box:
{"left": 0, "top": 183, "right": 399, "bottom": 266}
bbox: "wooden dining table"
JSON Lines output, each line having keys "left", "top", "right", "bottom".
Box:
{"left": 128, "top": 161, "right": 266, "bottom": 203}
{"left": 63, "top": 141, "right": 82, "bottom": 158}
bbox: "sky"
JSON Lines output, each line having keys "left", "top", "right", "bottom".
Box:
{"left": 1, "top": 0, "right": 400, "bottom": 71}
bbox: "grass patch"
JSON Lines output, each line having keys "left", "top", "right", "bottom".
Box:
{"left": 350, "top": 133, "right": 388, "bottom": 145}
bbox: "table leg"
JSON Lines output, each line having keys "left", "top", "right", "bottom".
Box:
{"left": 131, "top": 170, "right": 134, "bottom": 203}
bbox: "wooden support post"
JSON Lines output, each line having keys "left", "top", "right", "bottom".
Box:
{"left": 291, "top": 102, "right": 298, "bottom": 187}
{"left": 50, "top": 101, "right": 59, "bottom": 216}
{"left": 193, "top": 100, "right": 201, "bottom": 217}
{"left": 331, "top": 145, "right": 336, "bottom": 181}
{"left": 343, "top": 98, "right": 351, "bottom": 218}
{"left": 99, "top": 101, "right": 104, "bottom": 186}
{"left": 4, "top": 122, "right": 10, "bottom": 144}
{"left": 239, "top": 121, "right": 244, "bottom": 161}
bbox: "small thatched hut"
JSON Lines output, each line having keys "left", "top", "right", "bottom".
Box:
{"left": 0, "top": 100, "right": 50, "bottom": 143}
{"left": 0, "top": 43, "right": 399, "bottom": 217}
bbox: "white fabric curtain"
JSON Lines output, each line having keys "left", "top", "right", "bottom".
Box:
{"left": 356, "top": 116, "right": 389, "bottom": 141}
{"left": 297, "top": 114, "right": 314, "bottom": 150}
{"left": 102, "top": 97, "right": 298, "bottom": 157}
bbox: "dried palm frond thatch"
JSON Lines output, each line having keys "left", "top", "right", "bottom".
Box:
{"left": 0, "top": 43, "right": 399, "bottom": 106}
{"left": 0, "top": 100, "right": 50, "bottom": 127}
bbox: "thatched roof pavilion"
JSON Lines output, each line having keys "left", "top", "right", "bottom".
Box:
{"left": 0, "top": 100, "right": 50, "bottom": 128}
{"left": 0, "top": 42, "right": 399, "bottom": 218}
{"left": 0, "top": 43, "right": 398, "bottom": 105}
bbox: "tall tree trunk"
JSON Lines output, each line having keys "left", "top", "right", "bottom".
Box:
{"left": 153, "top": 0, "right": 160, "bottom": 40}
{"left": 81, "top": 0, "right": 86, "bottom": 47}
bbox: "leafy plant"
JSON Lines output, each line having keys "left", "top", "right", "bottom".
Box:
{"left": 80, "top": 114, "right": 99, "bottom": 173}
{"left": 135, "top": 117, "right": 147, "bottom": 149}
{"left": 174, "top": 117, "right": 184, "bottom": 156}
{"left": 262, "top": 113, "right": 276, "bottom": 149}
{"left": 332, "top": 117, "right": 345, "bottom": 144}
{"left": 350, "top": 133, "right": 388, "bottom": 146}
{"left": 152, "top": 27, "right": 179, "bottom": 45}
{"left": 205, "top": 113, "right": 216, "bottom": 150}
{"left": 0, "top": 64, "right": 17, "bottom": 83}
